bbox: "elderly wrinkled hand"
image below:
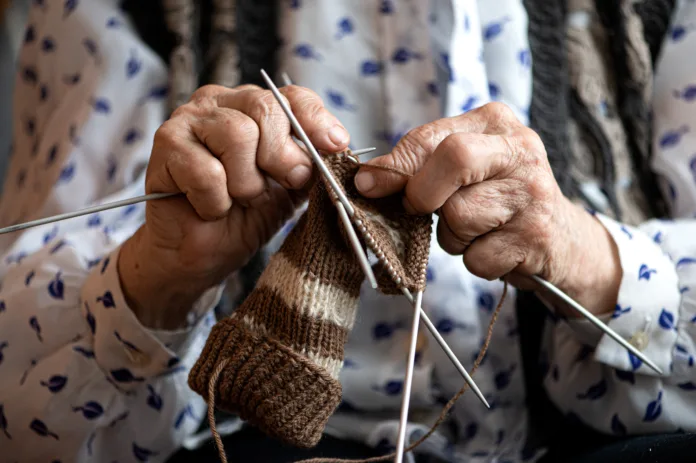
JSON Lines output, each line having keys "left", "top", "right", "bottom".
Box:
{"left": 355, "top": 102, "right": 622, "bottom": 316}
{"left": 118, "top": 84, "right": 349, "bottom": 329}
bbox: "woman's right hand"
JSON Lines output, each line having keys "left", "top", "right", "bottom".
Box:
{"left": 117, "top": 84, "right": 350, "bottom": 329}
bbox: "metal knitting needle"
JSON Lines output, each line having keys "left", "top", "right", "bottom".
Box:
{"left": 531, "top": 275, "right": 663, "bottom": 374}
{"left": 0, "top": 148, "right": 377, "bottom": 236}
{"left": 262, "top": 69, "right": 356, "bottom": 217}
{"left": 271, "top": 70, "right": 490, "bottom": 408}
{"left": 395, "top": 290, "right": 423, "bottom": 463}
{"left": 401, "top": 287, "right": 489, "bottom": 408}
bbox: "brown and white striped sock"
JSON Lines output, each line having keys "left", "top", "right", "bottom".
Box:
{"left": 188, "top": 152, "right": 432, "bottom": 448}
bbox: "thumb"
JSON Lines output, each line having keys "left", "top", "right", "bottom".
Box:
{"left": 354, "top": 117, "right": 468, "bottom": 198}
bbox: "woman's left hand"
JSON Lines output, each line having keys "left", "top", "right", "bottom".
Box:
{"left": 355, "top": 102, "right": 621, "bottom": 316}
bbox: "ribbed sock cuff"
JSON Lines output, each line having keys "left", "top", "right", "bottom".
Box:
{"left": 188, "top": 316, "right": 343, "bottom": 448}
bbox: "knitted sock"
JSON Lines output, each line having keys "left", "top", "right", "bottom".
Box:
{"left": 188, "top": 152, "right": 432, "bottom": 448}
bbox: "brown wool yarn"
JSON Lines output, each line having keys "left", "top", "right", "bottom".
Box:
{"left": 188, "top": 151, "right": 433, "bottom": 448}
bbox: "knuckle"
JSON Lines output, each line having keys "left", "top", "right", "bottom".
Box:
{"left": 153, "top": 121, "right": 178, "bottom": 149}
{"left": 251, "top": 91, "right": 282, "bottom": 121}
{"left": 190, "top": 84, "right": 225, "bottom": 102}
{"left": 442, "top": 195, "right": 475, "bottom": 232}
{"left": 482, "top": 101, "right": 516, "bottom": 122}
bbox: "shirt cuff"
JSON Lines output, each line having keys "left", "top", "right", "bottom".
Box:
{"left": 81, "top": 245, "right": 223, "bottom": 390}
{"left": 578, "top": 214, "right": 681, "bottom": 376}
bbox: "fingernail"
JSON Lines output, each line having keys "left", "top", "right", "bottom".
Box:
{"left": 328, "top": 125, "right": 349, "bottom": 146}
{"left": 355, "top": 171, "right": 375, "bottom": 193}
{"left": 403, "top": 197, "right": 417, "bottom": 214}
{"left": 287, "top": 165, "right": 312, "bottom": 189}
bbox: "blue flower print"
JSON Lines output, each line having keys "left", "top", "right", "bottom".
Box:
{"left": 73, "top": 345, "right": 95, "bottom": 358}
{"left": 48, "top": 272, "right": 65, "bottom": 299}
{"left": 25, "top": 270, "right": 35, "bottom": 286}
{"left": 293, "top": 43, "right": 322, "bottom": 60}
{"left": 659, "top": 126, "right": 689, "bottom": 148}
{"left": 677, "top": 257, "right": 696, "bottom": 268}
{"left": 620, "top": 225, "right": 633, "bottom": 239}
{"left": 488, "top": 83, "right": 500, "bottom": 99}
{"left": 464, "top": 14, "right": 470, "bottom": 31}
{"left": 84, "top": 302, "right": 96, "bottom": 334}
{"left": 126, "top": 50, "right": 142, "bottom": 78}
{"left": 22, "top": 66, "right": 38, "bottom": 84}
{"left": 379, "top": 0, "right": 393, "bottom": 14}
{"left": 629, "top": 351, "right": 642, "bottom": 371}
{"left": 107, "top": 156, "right": 118, "bottom": 182}
{"left": 97, "top": 291, "right": 115, "bottom": 308}
{"left": 29, "top": 316, "right": 43, "bottom": 342}
{"left": 289, "top": 0, "right": 301, "bottom": 9}
{"left": 372, "top": 321, "right": 404, "bottom": 340}
{"left": 436, "top": 318, "right": 468, "bottom": 334}
{"left": 110, "top": 368, "right": 144, "bottom": 383}
{"left": 106, "top": 17, "right": 121, "bottom": 28}
{"left": 643, "top": 391, "right": 663, "bottom": 422}
{"left": 615, "top": 369, "right": 635, "bottom": 385}
{"left": 477, "top": 290, "right": 495, "bottom": 313}
{"left": 40, "top": 375, "right": 68, "bottom": 393}
{"left": 464, "top": 422, "right": 478, "bottom": 440}
{"left": 88, "top": 214, "right": 101, "bottom": 227}
{"left": 518, "top": 49, "right": 532, "bottom": 68}
{"left": 461, "top": 96, "right": 479, "bottom": 113}
{"left": 483, "top": 17, "right": 511, "bottom": 41}
{"left": 670, "top": 25, "right": 694, "bottom": 42}
{"left": 326, "top": 89, "right": 356, "bottom": 111}
{"left": 440, "top": 53, "right": 454, "bottom": 82}
{"left": 653, "top": 231, "right": 663, "bottom": 244}
{"left": 335, "top": 17, "right": 353, "bottom": 40}
{"left": 41, "top": 36, "right": 55, "bottom": 53}
{"left": 0, "top": 342, "right": 8, "bottom": 365}
{"left": 114, "top": 331, "right": 142, "bottom": 353}
{"left": 146, "top": 385, "right": 163, "bottom": 411}
{"left": 123, "top": 128, "right": 141, "bottom": 145}
{"left": 39, "top": 84, "right": 49, "bottom": 101}
{"left": 93, "top": 97, "right": 111, "bottom": 114}
{"left": 64, "top": 0, "right": 78, "bottom": 17}
{"left": 29, "top": 419, "right": 59, "bottom": 439}
{"left": 392, "top": 47, "right": 423, "bottom": 64}
{"left": 659, "top": 308, "right": 676, "bottom": 330}
{"left": 678, "top": 382, "right": 696, "bottom": 391}
{"left": 372, "top": 380, "right": 403, "bottom": 396}
{"left": 72, "top": 401, "right": 104, "bottom": 420}
{"left": 83, "top": 38, "right": 98, "bottom": 57}
{"left": 360, "top": 60, "right": 382, "bottom": 76}
{"left": 612, "top": 304, "right": 631, "bottom": 319}
{"left": 673, "top": 84, "right": 696, "bottom": 102}
{"left": 611, "top": 414, "right": 627, "bottom": 436}
{"left": 576, "top": 378, "right": 607, "bottom": 400}
{"left": 494, "top": 364, "right": 516, "bottom": 390}
{"left": 0, "top": 404, "right": 10, "bottom": 439}
{"left": 58, "top": 163, "right": 76, "bottom": 183}
{"left": 638, "top": 264, "right": 657, "bottom": 281}
{"left": 133, "top": 442, "right": 158, "bottom": 462}
{"left": 174, "top": 404, "right": 197, "bottom": 430}
{"left": 46, "top": 143, "right": 59, "bottom": 165}
{"left": 25, "top": 25, "right": 35, "bottom": 43}
{"left": 426, "top": 81, "right": 439, "bottom": 96}
{"left": 63, "top": 73, "right": 81, "bottom": 85}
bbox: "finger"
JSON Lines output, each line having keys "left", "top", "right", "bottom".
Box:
{"left": 403, "top": 133, "right": 514, "bottom": 214}
{"left": 463, "top": 231, "right": 525, "bottom": 281}
{"left": 214, "top": 87, "right": 311, "bottom": 190}
{"left": 280, "top": 85, "right": 350, "bottom": 151}
{"left": 149, "top": 120, "right": 233, "bottom": 221}
{"left": 355, "top": 102, "right": 521, "bottom": 198}
{"left": 188, "top": 106, "right": 268, "bottom": 201}
{"left": 435, "top": 182, "right": 518, "bottom": 254}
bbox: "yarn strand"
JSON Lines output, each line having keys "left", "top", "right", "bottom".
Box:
{"left": 209, "top": 358, "right": 231, "bottom": 463}
{"left": 295, "top": 281, "right": 508, "bottom": 463}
